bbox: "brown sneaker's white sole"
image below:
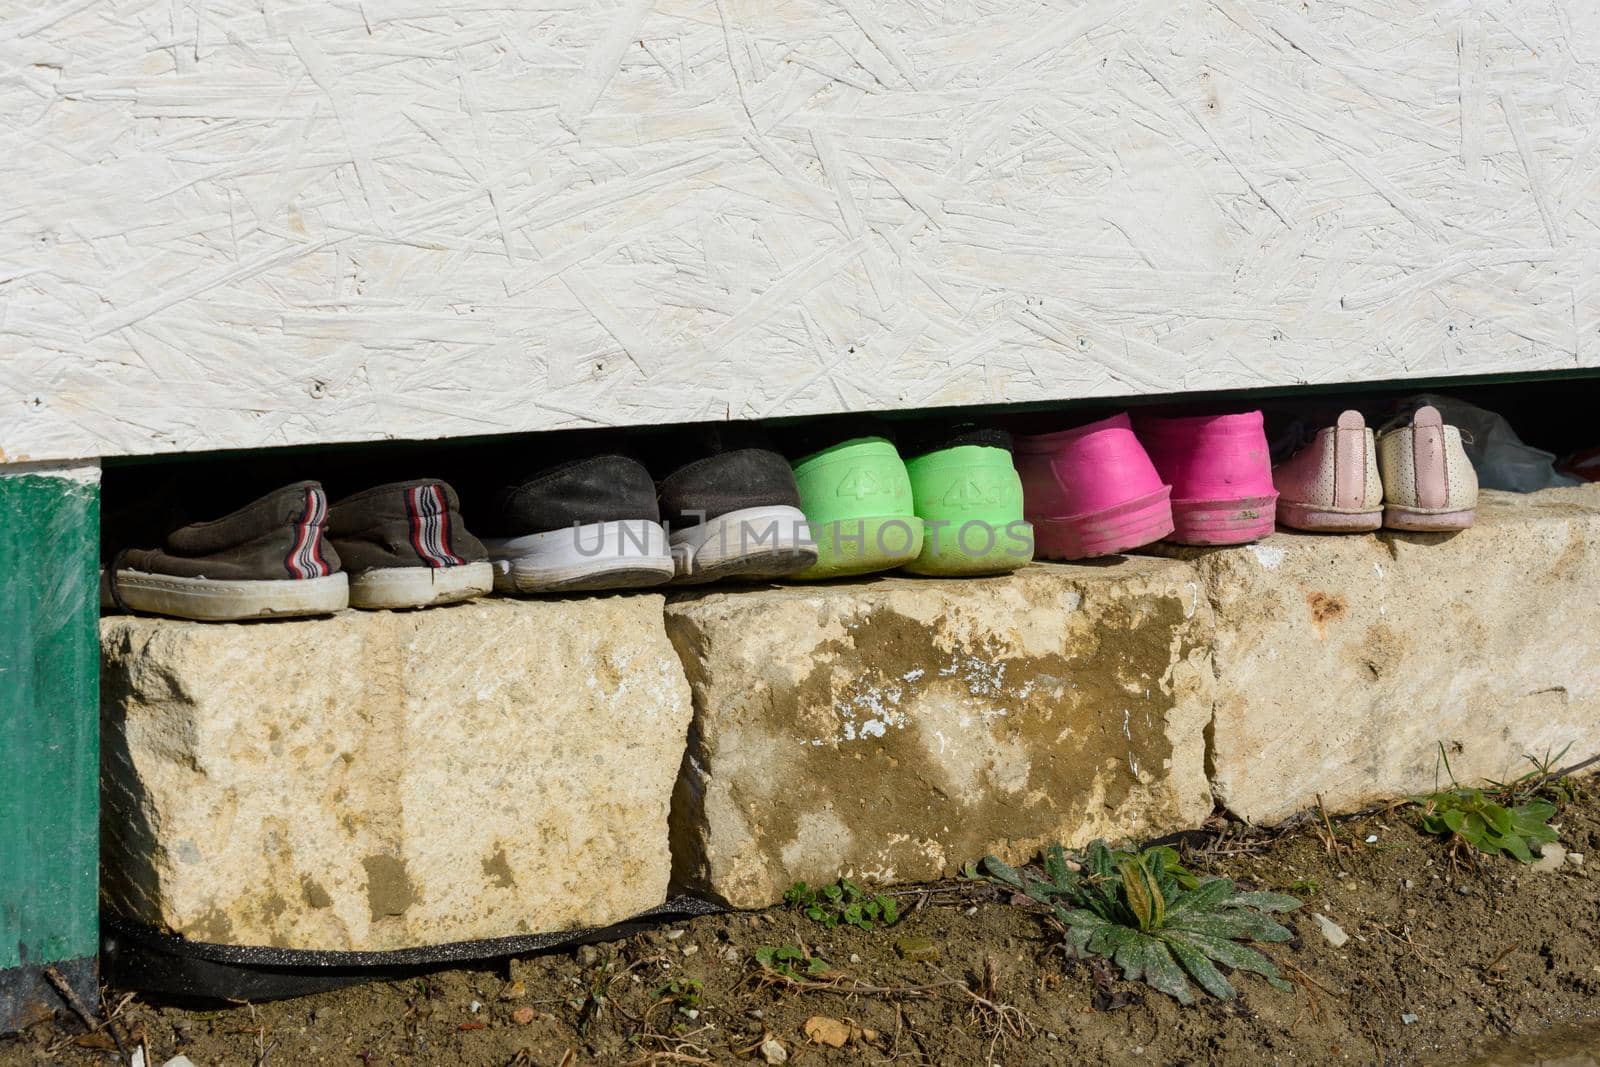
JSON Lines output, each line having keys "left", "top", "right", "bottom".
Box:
{"left": 104, "top": 569, "right": 349, "bottom": 621}
{"left": 347, "top": 561, "right": 494, "bottom": 610}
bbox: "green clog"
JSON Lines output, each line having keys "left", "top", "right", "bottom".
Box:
{"left": 790, "top": 436, "right": 923, "bottom": 579}
{"left": 902, "top": 436, "right": 1032, "bottom": 576}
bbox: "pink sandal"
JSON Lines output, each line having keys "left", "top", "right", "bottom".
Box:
{"left": 1377, "top": 405, "right": 1477, "bottom": 531}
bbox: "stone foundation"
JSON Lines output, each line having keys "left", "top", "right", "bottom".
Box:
{"left": 1172, "top": 487, "right": 1600, "bottom": 824}
{"left": 663, "top": 559, "right": 1215, "bottom": 908}
{"left": 97, "top": 487, "right": 1600, "bottom": 926}
{"left": 100, "top": 596, "right": 691, "bottom": 951}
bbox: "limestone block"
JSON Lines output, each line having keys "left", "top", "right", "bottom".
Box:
{"left": 100, "top": 596, "right": 692, "bottom": 951}
{"left": 664, "top": 559, "right": 1215, "bottom": 908}
{"left": 1183, "top": 487, "right": 1600, "bottom": 824}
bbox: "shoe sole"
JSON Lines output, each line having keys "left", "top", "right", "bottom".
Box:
{"left": 902, "top": 519, "right": 1034, "bottom": 576}
{"left": 347, "top": 561, "right": 494, "bottom": 610}
{"left": 484, "top": 520, "right": 675, "bottom": 594}
{"left": 1384, "top": 505, "right": 1475, "bottom": 532}
{"left": 1277, "top": 501, "right": 1383, "bottom": 533}
{"left": 1032, "top": 487, "right": 1173, "bottom": 560}
{"left": 669, "top": 505, "right": 818, "bottom": 584}
{"left": 104, "top": 569, "right": 349, "bottom": 621}
{"left": 789, "top": 515, "right": 923, "bottom": 580}
{"left": 1168, "top": 494, "right": 1278, "bottom": 545}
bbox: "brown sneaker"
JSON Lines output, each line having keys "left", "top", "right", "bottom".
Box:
{"left": 105, "top": 481, "right": 349, "bottom": 621}
{"left": 326, "top": 480, "right": 492, "bottom": 609}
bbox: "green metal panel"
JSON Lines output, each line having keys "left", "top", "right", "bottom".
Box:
{"left": 0, "top": 469, "right": 100, "bottom": 1030}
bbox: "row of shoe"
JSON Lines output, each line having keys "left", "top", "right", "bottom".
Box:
{"left": 100, "top": 428, "right": 1034, "bottom": 621}
{"left": 103, "top": 480, "right": 496, "bottom": 620}
{"left": 101, "top": 406, "right": 1476, "bottom": 622}
{"left": 1017, "top": 404, "right": 1479, "bottom": 559}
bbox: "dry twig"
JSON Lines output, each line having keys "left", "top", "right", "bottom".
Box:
{"left": 43, "top": 966, "right": 128, "bottom": 1061}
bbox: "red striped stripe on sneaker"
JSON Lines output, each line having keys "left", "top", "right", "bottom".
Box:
{"left": 406, "top": 484, "right": 464, "bottom": 568}
{"left": 285, "top": 486, "right": 332, "bottom": 579}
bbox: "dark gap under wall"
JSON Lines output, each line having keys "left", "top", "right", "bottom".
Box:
{"left": 99, "top": 370, "right": 1600, "bottom": 562}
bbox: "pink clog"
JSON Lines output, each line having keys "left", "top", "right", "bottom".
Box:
{"left": 1133, "top": 411, "right": 1277, "bottom": 545}
{"left": 1015, "top": 413, "right": 1173, "bottom": 559}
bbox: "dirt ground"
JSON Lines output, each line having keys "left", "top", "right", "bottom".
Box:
{"left": 6, "top": 775, "right": 1600, "bottom": 1067}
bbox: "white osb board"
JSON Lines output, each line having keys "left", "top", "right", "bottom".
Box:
{"left": 2, "top": 0, "right": 1597, "bottom": 463}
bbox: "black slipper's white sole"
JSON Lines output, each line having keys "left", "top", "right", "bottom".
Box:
{"left": 669, "top": 505, "right": 817, "bottom": 584}
{"left": 483, "top": 520, "right": 675, "bottom": 594}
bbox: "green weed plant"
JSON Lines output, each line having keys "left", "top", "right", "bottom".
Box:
{"left": 753, "top": 945, "right": 829, "bottom": 980}
{"left": 983, "top": 841, "right": 1300, "bottom": 1004}
{"left": 1413, "top": 744, "right": 1564, "bottom": 863}
{"left": 784, "top": 878, "right": 901, "bottom": 932}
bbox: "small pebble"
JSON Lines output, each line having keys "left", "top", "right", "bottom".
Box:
{"left": 761, "top": 1036, "right": 788, "bottom": 1064}
{"left": 684, "top": 1009, "right": 699, "bottom": 1020}
{"left": 804, "top": 1016, "right": 851, "bottom": 1048}
{"left": 1569, "top": 853, "right": 1585, "bottom": 867}
{"left": 965, "top": 906, "right": 979, "bottom": 916}
{"left": 1365, "top": 835, "right": 1378, "bottom": 844}
{"left": 1403, "top": 879, "right": 1414, "bottom": 889}
{"left": 1456, "top": 885, "right": 1470, "bottom": 895}
{"left": 510, "top": 1007, "right": 535, "bottom": 1026}
{"left": 468, "top": 1000, "right": 481, "bottom": 1014}
{"left": 499, "top": 980, "right": 526, "bottom": 1001}
{"left": 1313, "top": 913, "right": 1349, "bottom": 948}
{"left": 665, "top": 928, "right": 686, "bottom": 941}
{"left": 1531, "top": 844, "right": 1568, "bottom": 873}
{"left": 849, "top": 953, "right": 861, "bottom": 964}
{"left": 681, "top": 944, "right": 699, "bottom": 957}
{"left": 1401, "top": 1013, "right": 1419, "bottom": 1025}
{"left": 576, "top": 944, "right": 600, "bottom": 967}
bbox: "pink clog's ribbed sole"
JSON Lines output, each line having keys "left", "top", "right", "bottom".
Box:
{"left": 1168, "top": 493, "right": 1278, "bottom": 546}
{"left": 1031, "top": 487, "right": 1174, "bottom": 560}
